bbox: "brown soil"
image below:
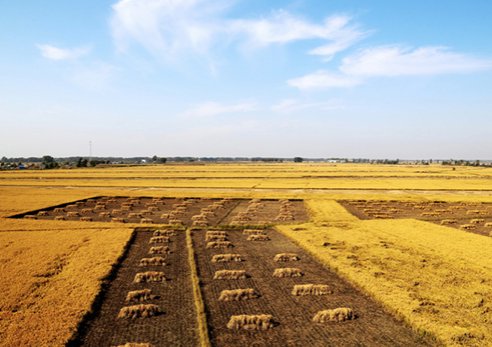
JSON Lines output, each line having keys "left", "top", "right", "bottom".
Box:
{"left": 340, "top": 200, "right": 492, "bottom": 237}
{"left": 73, "top": 229, "right": 199, "bottom": 347}
{"left": 14, "top": 197, "right": 309, "bottom": 227}
{"left": 192, "top": 228, "right": 434, "bottom": 347}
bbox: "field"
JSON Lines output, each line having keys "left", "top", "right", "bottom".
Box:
{"left": 5, "top": 163, "right": 492, "bottom": 346}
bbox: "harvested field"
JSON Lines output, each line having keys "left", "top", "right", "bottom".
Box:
{"left": 11, "top": 197, "right": 309, "bottom": 227}
{"left": 191, "top": 228, "right": 433, "bottom": 347}
{"left": 340, "top": 199, "right": 492, "bottom": 237}
{"left": 73, "top": 229, "right": 199, "bottom": 347}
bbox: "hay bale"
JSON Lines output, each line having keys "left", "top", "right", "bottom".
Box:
{"left": 86, "top": 199, "right": 96, "bottom": 204}
{"left": 273, "top": 268, "right": 303, "bottom": 278}
{"left": 161, "top": 214, "right": 170, "bottom": 219}
{"left": 485, "top": 223, "right": 492, "bottom": 228}
{"left": 117, "top": 304, "right": 160, "bottom": 319}
{"left": 66, "top": 204, "right": 78, "bottom": 209}
{"left": 193, "top": 221, "right": 209, "bottom": 227}
{"left": 213, "top": 270, "right": 247, "bottom": 280}
{"left": 441, "top": 220, "right": 457, "bottom": 225}
{"left": 67, "top": 212, "right": 80, "bottom": 217}
{"left": 467, "top": 210, "right": 481, "bottom": 215}
{"left": 24, "top": 215, "right": 36, "bottom": 220}
{"left": 312, "top": 308, "right": 354, "bottom": 323}
{"left": 149, "top": 236, "right": 170, "bottom": 243}
{"left": 145, "top": 203, "right": 157, "bottom": 207}
{"left": 206, "top": 234, "right": 227, "bottom": 242}
{"left": 128, "top": 213, "right": 141, "bottom": 218}
{"left": 122, "top": 206, "right": 133, "bottom": 211}
{"left": 141, "top": 219, "right": 153, "bottom": 224}
{"left": 206, "top": 231, "right": 227, "bottom": 236}
{"left": 149, "top": 246, "right": 170, "bottom": 254}
{"left": 243, "top": 229, "right": 266, "bottom": 235}
{"left": 54, "top": 208, "right": 65, "bottom": 213}
{"left": 125, "top": 289, "right": 155, "bottom": 302}
{"left": 112, "top": 218, "right": 125, "bottom": 223}
{"left": 211, "top": 254, "right": 242, "bottom": 262}
{"left": 153, "top": 230, "right": 176, "bottom": 236}
{"left": 112, "top": 209, "right": 122, "bottom": 214}
{"left": 81, "top": 209, "right": 93, "bottom": 213}
{"left": 54, "top": 216, "right": 65, "bottom": 221}
{"left": 273, "top": 253, "right": 299, "bottom": 262}
{"left": 148, "top": 206, "right": 159, "bottom": 212}
{"left": 292, "top": 284, "right": 332, "bottom": 296}
{"left": 247, "top": 235, "right": 270, "bottom": 241}
{"left": 169, "top": 220, "right": 183, "bottom": 225}
{"left": 37, "top": 211, "right": 49, "bottom": 216}
{"left": 99, "top": 212, "right": 111, "bottom": 218}
{"left": 113, "top": 343, "right": 153, "bottom": 347}
{"left": 206, "top": 241, "right": 233, "bottom": 249}
{"left": 219, "top": 288, "right": 258, "bottom": 301}
{"left": 192, "top": 214, "right": 207, "bottom": 221}
{"left": 139, "top": 257, "right": 166, "bottom": 266}
{"left": 226, "top": 314, "right": 274, "bottom": 330}
{"left": 141, "top": 210, "right": 153, "bottom": 215}
{"left": 133, "top": 272, "right": 166, "bottom": 283}
{"left": 80, "top": 217, "right": 92, "bottom": 222}
{"left": 460, "top": 224, "right": 477, "bottom": 230}
{"left": 471, "top": 219, "right": 485, "bottom": 224}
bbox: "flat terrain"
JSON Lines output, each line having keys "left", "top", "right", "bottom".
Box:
{"left": 74, "top": 228, "right": 199, "bottom": 347}
{"left": 192, "top": 228, "right": 431, "bottom": 347}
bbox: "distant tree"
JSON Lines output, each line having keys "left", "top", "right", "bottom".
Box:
{"left": 293, "top": 157, "right": 303, "bottom": 163}
{"left": 152, "top": 155, "right": 158, "bottom": 162}
{"left": 89, "top": 159, "right": 99, "bottom": 167}
{"left": 42, "top": 155, "right": 54, "bottom": 165}
{"left": 82, "top": 159, "right": 88, "bottom": 167}
{"left": 159, "top": 158, "right": 167, "bottom": 164}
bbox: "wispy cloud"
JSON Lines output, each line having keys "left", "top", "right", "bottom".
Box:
{"left": 182, "top": 101, "right": 257, "bottom": 118}
{"left": 110, "top": 0, "right": 365, "bottom": 63}
{"left": 37, "top": 44, "right": 91, "bottom": 60}
{"left": 290, "top": 45, "right": 492, "bottom": 89}
{"left": 288, "top": 71, "right": 362, "bottom": 89}
{"left": 271, "top": 99, "right": 346, "bottom": 113}
{"left": 340, "top": 45, "right": 492, "bottom": 77}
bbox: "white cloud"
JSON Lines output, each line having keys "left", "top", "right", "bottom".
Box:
{"left": 340, "top": 45, "right": 492, "bottom": 77}
{"left": 288, "top": 71, "right": 362, "bottom": 89}
{"left": 183, "top": 101, "right": 257, "bottom": 118}
{"left": 37, "top": 44, "right": 91, "bottom": 60}
{"left": 290, "top": 45, "right": 492, "bottom": 90}
{"left": 271, "top": 99, "right": 345, "bottom": 113}
{"left": 110, "top": 1, "right": 364, "bottom": 62}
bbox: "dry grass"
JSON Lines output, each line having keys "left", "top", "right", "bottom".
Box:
{"left": 149, "top": 246, "right": 170, "bottom": 255}
{"left": 133, "top": 272, "right": 166, "bottom": 283}
{"left": 213, "top": 270, "right": 247, "bottom": 280}
{"left": 117, "top": 304, "right": 160, "bottom": 319}
{"left": 211, "top": 254, "right": 243, "bottom": 262}
{"left": 206, "top": 241, "right": 233, "bottom": 249}
{"left": 226, "top": 315, "right": 274, "bottom": 330}
{"left": 139, "top": 257, "right": 166, "bottom": 266}
{"left": 272, "top": 268, "right": 303, "bottom": 278}
{"left": 125, "top": 289, "right": 156, "bottom": 302}
{"left": 218, "top": 288, "right": 258, "bottom": 301}
{"left": 246, "top": 235, "right": 270, "bottom": 241}
{"left": 312, "top": 308, "right": 354, "bottom": 323}
{"left": 292, "top": 284, "right": 332, "bottom": 296}
{"left": 273, "top": 253, "right": 299, "bottom": 262}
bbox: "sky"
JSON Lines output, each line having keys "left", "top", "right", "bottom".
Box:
{"left": 1, "top": 0, "right": 492, "bottom": 159}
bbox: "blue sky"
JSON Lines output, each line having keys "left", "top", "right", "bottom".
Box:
{"left": 1, "top": 0, "right": 492, "bottom": 159}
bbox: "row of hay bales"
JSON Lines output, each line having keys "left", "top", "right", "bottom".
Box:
{"left": 207, "top": 228, "right": 353, "bottom": 330}
{"left": 275, "top": 199, "right": 296, "bottom": 221}
{"left": 191, "top": 198, "right": 231, "bottom": 227}
{"left": 113, "top": 228, "right": 179, "bottom": 347}
{"left": 230, "top": 199, "right": 271, "bottom": 226}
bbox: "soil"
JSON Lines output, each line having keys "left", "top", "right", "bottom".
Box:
{"left": 73, "top": 228, "right": 199, "bottom": 347}
{"left": 14, "top": 197, "right": 310, "bottom": 227}
{"left": 340, "top": 200, "right": 492, "bottom": 237}
{"left": 192, "top": 228, "right": 434, "bottom": 347}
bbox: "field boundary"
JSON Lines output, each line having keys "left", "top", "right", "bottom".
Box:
{"left": 186, "top": 228, "right": 212, "bottom": 347}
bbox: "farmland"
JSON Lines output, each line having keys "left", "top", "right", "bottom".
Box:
{"left": 4, "top": 163, "right": 492, "bottom": 346}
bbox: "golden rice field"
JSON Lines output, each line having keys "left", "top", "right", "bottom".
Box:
{"left": 4, "top": 163, "right": 492, "bottom": 346}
